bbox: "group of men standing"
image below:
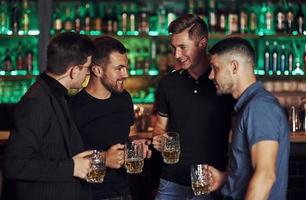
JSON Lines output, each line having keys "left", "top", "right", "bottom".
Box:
{"left": 3, "top": 13, "right": 289, "bottom": 200}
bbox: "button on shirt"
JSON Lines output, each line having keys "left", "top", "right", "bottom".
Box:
{"left": 221, "top": 81, "right": 290, "bottom": 200}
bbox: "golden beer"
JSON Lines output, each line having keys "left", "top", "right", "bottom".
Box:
{"left": 125, "top": 158, "right": 144, "bottom": 174}
{"left": 191, "top": 181, "right": 210, "bottom": 196}
{"left": 86, "top": 168, "right": 105, "bottom": 183}
{"left": 162, "top": 149, "right": 180, "bottom": 164}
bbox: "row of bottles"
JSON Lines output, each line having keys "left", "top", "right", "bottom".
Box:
{"left": 0, "top": 41, "right": 35, "bottom": 74}
{"left": 48, "top": 0, "right": 306, "bottom": 36}
{"left": 189, "top": 0, "right": 305, "bottom": 35}
{"left": 0, "top": 0, "right": 38, "bottom": 35}
{"left": 263, "top": 41, "right": 305, "bottom": 75}
{"left": 51, "top": 1, "right": 176, "bottom": 36}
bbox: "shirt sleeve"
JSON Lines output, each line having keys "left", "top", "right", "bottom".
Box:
{"left": 245, "top": 100, "right": 281, "bottom": 149}
{"left": 155, "top": 78, "right": 169, "bottom": 117}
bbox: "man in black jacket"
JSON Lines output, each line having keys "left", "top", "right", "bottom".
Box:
{"left": 3, "top": 32, "right": 94, "bottom": 200}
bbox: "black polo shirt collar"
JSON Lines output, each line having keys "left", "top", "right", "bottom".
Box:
{"left": 178, "top": 68, "right": 211, "bottom": 81}
{"left": 40, "top": 72, "right": 68, "bottom": 101}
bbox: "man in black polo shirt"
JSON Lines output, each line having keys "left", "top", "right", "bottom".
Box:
{"left": 152, "top": 14, "right": 234, "bottom": 200}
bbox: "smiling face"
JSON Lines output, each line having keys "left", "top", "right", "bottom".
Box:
{"left": 170, "top": 29, "right": 203, "bottom": 70}
{"left": 101, "top": 52, "right": 129, "bottom": 93}
{"left": 209, "top": 54, "right": 234, "bottom": 96}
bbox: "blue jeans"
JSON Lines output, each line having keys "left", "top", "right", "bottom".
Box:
{"left": 155, "top": 179, "right": 215, "bottom": 200}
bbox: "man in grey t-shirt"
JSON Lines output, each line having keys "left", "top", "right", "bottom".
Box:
{"left": 207, "top": 37, "right": 290, "bottom": 200}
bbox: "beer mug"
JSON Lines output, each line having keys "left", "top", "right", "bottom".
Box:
{"left": 162, "top": 132, "right": 180, "bottom": 164}
{"left": 124, "top": 140, "right": 144, "bottom": 174}
{"left": 86, "top": 150, "right": 106, "bottom": 183}
{"left": 190, "top": 164, "right": 213, "bottom": 196}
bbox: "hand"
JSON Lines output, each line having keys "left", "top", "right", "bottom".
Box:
{"left": 106, "top": 144, "right": 125, "bottom": 169}
{"left": 133, "top": 139, "right": 152, "bottom": 159}
{"left": 152, "top": 134, "right": 167, "bottom": 152}
{"left": 206, "top": 165, "right": 228, "bottom": 191}
{"left": 72, "top": 150, "right": 93, "bottom": 180}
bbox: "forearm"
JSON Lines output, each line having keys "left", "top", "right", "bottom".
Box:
{"left": 245, "top": 171, "right": 275, "bottom": 200}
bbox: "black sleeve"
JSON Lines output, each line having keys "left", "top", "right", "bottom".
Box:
{"left": 155, "top": 77, "right": 169, "bottom": 117}
{"left": 3, "top": 97, "right": 74, "bottom": 182}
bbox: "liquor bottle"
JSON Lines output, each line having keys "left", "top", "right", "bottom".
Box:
{"left": 272, "top": 41, "right": 278, "bottom": 73}
{"left": 188, "top": 0, "right": 195, "bottom": 14}
{"left": 228, "top": 1, "right": 239, "bottom": 34}
{"left": 4, "top": 48, "right": 12, "bottom": 71}
{"left": 260, "top": 0, "right": 274, "bottom": 34}
{"left": 264, "top": 41, "right": 271, "bottom": 73}
{"left": 139, "top": 10, "right": 149, "bottom": 34}
{"left": 218, "top": 5, "right": 226, "bottom": 33}
{"left": 74, "top": 2, "right": 82, "bottom": 33}
{"left": 157, "top": 4, "right": 167, "bottom": 35}
{"left": 249, "top": 1, "right": 257, "bottom": 34}
{"left": 102, "top": 7, "right": 112, "bottom": 34}
{"left": 0, "top": 0, "right": 10, "bottom": 35}
{"left": 92, "top": 1, "right": 102, "bottom": 31}
{"left": 275, "top": 2, "right": 285, "bottom": 33}
{"left": 25, "top": 45, "right": 33, "bottom": 73}
{"left": 129, "top": 3, "right": 137, "bottom": 33}
{"left": 239, "top": 2, "right": 248, "bottom": 34}
{"left": 11, "top": 0, "right": 20, "bottom": 35}
{"left": 288, "top": 45, "right": 293, "bottom": 73}
{"left": 20, "top": 0, "right": 30, "bottom": 33}
{"left": 121, "top": 2, "right": 128, "bottom": 33}
{"left": 53, "top": 7, "right": 62, "bottom": 34}
{"left": 286, "top": 2, "right": 294, "bottom": 34}
{"left": 296, "top": 2, "right": 304, "bottom": 35}
{"left": 208, "top": 0, "right": 217, "bottom": 32}
{"left": 84, "top": 2, "right": 91, "bottom": 33}
{"left": 111, "top": 6, "right": 118, "bottom": 34}
{"left": 63, "top": 7, "right": 73, "bottom": 31}
{"left": 279, "top": 44, "right": 286, "bottom": 73}
{"left": 92, "top": 1, "right": 101, "bottom": 32}
{"left": 16, "top": 41, "right": 24, "bottom": 70}
{"left": 195, "top": 0, "right": 208, "bottom": 25}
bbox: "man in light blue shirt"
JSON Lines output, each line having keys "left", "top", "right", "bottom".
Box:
{"left": 207, "top": 37, "right": 290, "bottom": 200}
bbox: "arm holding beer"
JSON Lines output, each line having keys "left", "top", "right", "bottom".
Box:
{"left": 106, "top": 144, "right": 125, "bottom": 169}
{"left": 72, "top": 150, "right": 93, "bottom": 179}
{"left": 152, "top": 115, "right": 168, "bottom": 152}
{"left": 207, "top": 165, "right": 228, "bottom": 191}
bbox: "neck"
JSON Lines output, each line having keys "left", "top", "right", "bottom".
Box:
{"left": 46, "top": 72, "right": 71, "bottom": 89}
{"left": 85, "top": 77, "right": 111, "bottom": 99}
{"left": 234, "top": 75, "right": 257, "bottom": 99}
{"left": 187, "top": 54, "right": 209, "bottom": 80}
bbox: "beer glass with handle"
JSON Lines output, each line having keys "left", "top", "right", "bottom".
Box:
{"left": 162, "top": 131, "right": 180, "bottom": 164}
{"left": 86, "top": 150, "right": 106, "bottom": 183}
{"left": 190, "top": 164, "right": 213, "bottom": 196}
{"left": 124, "top": 140, "right": 144, "bottom": 174}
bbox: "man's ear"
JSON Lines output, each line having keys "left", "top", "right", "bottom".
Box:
{"left": 91, "top": 65, "right": 103, "bottom": 77}
{"left": 68, "top": 65, "right": 79, "bottom": 79}
{"left": 198, "top": 37, "right": 208, "bottom": 49}
{"left": 231, "top": 60, "right": 239, "bottom": 75}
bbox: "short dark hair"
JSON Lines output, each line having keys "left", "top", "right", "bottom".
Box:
{"left": 168, "top": 14, "right": 208, "bottom": 43}
{"left": 46, "top": 32, "right": 94, "bottom": 74}
{"left": 92, "top": 36, "right": 127, "bottom": 69}
{"left": 209, "top": 37, "right": 256, "bottom": 65}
